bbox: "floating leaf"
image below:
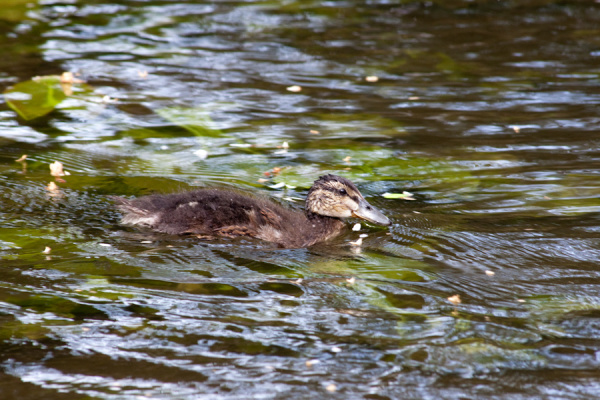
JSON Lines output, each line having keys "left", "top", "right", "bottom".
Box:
{"left": 229, "top": 143, "right": 252, "bottom": 148}
{"left": 157, "top": 106, "right": 224, "bottom": 137}
{"left": 4, "top": 75, "right": 93, "bottom": 120}
{"left": 349, "top": 237, "right": 363, "bottom": 246}
{"left": 269, "top": 182, "right": 286, "bottom": 189}
{"left": 4, "top": 77, "right": 67, "bottom": 120}
{"left": 59, "top": 71, "right": 85, "bottom": 84}
{"left": 269, "top": 182, "right": 296, "bottom": 189}
{"left": 382, "top": 191, "right": 416, "bottom": 200}
{"left": 49, "top": 161, "right": 68, "bottom": 177}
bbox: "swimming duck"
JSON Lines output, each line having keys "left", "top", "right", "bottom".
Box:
{"left": 112, "top": 174, "right": 391, "bottom": 248}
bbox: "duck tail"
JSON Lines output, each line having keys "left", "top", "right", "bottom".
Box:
{"left": 109, "top": 196, "right": 159, "bottom": 227}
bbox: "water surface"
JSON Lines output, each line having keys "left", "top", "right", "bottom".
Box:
{"left": 0, "top": 1, "right": 599, "bottom": 399}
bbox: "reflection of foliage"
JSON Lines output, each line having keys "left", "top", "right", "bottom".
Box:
{"left": 7, "top": 294, "right": 108, "bottom": 320}
{"left": 308, "top": 112, "right": 406, "bottom": 137}
{"left": 271, "top": 154, "right": 477, "bottom": 196}
{"left": 0, "top": 317, "right": 49, "bottom": 341}
{"left": 0, "top": 0, "right": 34, "bottom": 23}
{"left": 306, "top": 252, "right": 436, "bottom": 339}
{"left": 525, "top": 294, "right": 600, "bottom": 338}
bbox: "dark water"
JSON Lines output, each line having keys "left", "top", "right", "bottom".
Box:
{"left": 1, "top": 0, "right": 599, "bottom": 399}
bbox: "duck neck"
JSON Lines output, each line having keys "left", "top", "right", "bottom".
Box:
{"left": 305, "top": 209, "right": 329, "bottom": 222}
{"left": 304, "top": 209, "right": 344, "bottom": 229}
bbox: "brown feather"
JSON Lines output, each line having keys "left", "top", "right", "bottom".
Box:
{"left": 112, "top": 174, "right": 388, "bottom": 248}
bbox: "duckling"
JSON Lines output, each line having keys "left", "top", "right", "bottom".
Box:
{"left": 112, "top": 174, "right": 390, "bottom": 248}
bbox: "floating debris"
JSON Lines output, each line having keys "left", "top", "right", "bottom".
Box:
{"left": 193, "top": 149, "right": 208, "bottom": 159}
{"left": 383, "top": 191, "right": 415, "bottom": 200}
{"left": 345, "top": 277, "right": 356, "bottom": 285}
{"left": 286, "top": 85, "right": 302, "bottom": 92}
{"left": 365, "top": 75, "right": 379, "bottom": 82}
{"left": 262, "top": 167, "right": 282, "bottom": 177}
{"left": 349, "top": 237, "right": 363, "bottom": 246}
{"left": 447, "top": 294, "right": 461, "bottom": 305}
{"left": 343, "top": 156, "right": 352, "bottom": 163}
{"left": 485, "top": 270, "right": 495, "bottom": 276}
{"left": 138, "top": 70, "right": 148, "bottom": 78}
{"left": 269, "top": 182, "right": 296, "bottom": 189}
{"left": 15, "top": 155, "right": 27, "bottom": 162}
{"left": 101, "top": 95, "right": 118, "bottom": 104}
{"left": 306, "top": 359, "right": 320, "bottom": 367}
{"left": 325, "top": 384, "right": 337, "bottom": 393}
{"left": 42, "top": 246, "right": 51, "bottom": 254}
{"left": 408, "top": 96, "right": 420, "bottom": 101}
{"left": 309, "top": 130, "right": 320, "bottom": 134}
{"left": 229, "top": 143, "right": 252, "bottom": 148}
{"left": 330, "top": 346, "right": 342, "bottom": 353}
{"left": 60, "top": 71, "right": 85, "bottom": 84}
{"left": 49, "top": 161, "right": 69, "bottom": 177}
{"left": 352, "top": 223, "right": 361, "bottom": 231}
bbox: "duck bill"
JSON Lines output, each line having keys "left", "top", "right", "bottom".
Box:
{"left": 352, "top": 198, "right": 391, "bottom": 226}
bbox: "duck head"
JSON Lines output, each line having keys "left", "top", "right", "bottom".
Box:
{"left": 306, "top": 174, "right": 391, "bottom": 226}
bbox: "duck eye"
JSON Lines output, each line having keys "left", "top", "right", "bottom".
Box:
{"left": 338, "top": 188, "right": 347, "bottom": 196}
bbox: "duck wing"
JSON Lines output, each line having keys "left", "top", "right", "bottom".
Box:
{"left": 112, "top": 190, "right": 287, "bottom": 238}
